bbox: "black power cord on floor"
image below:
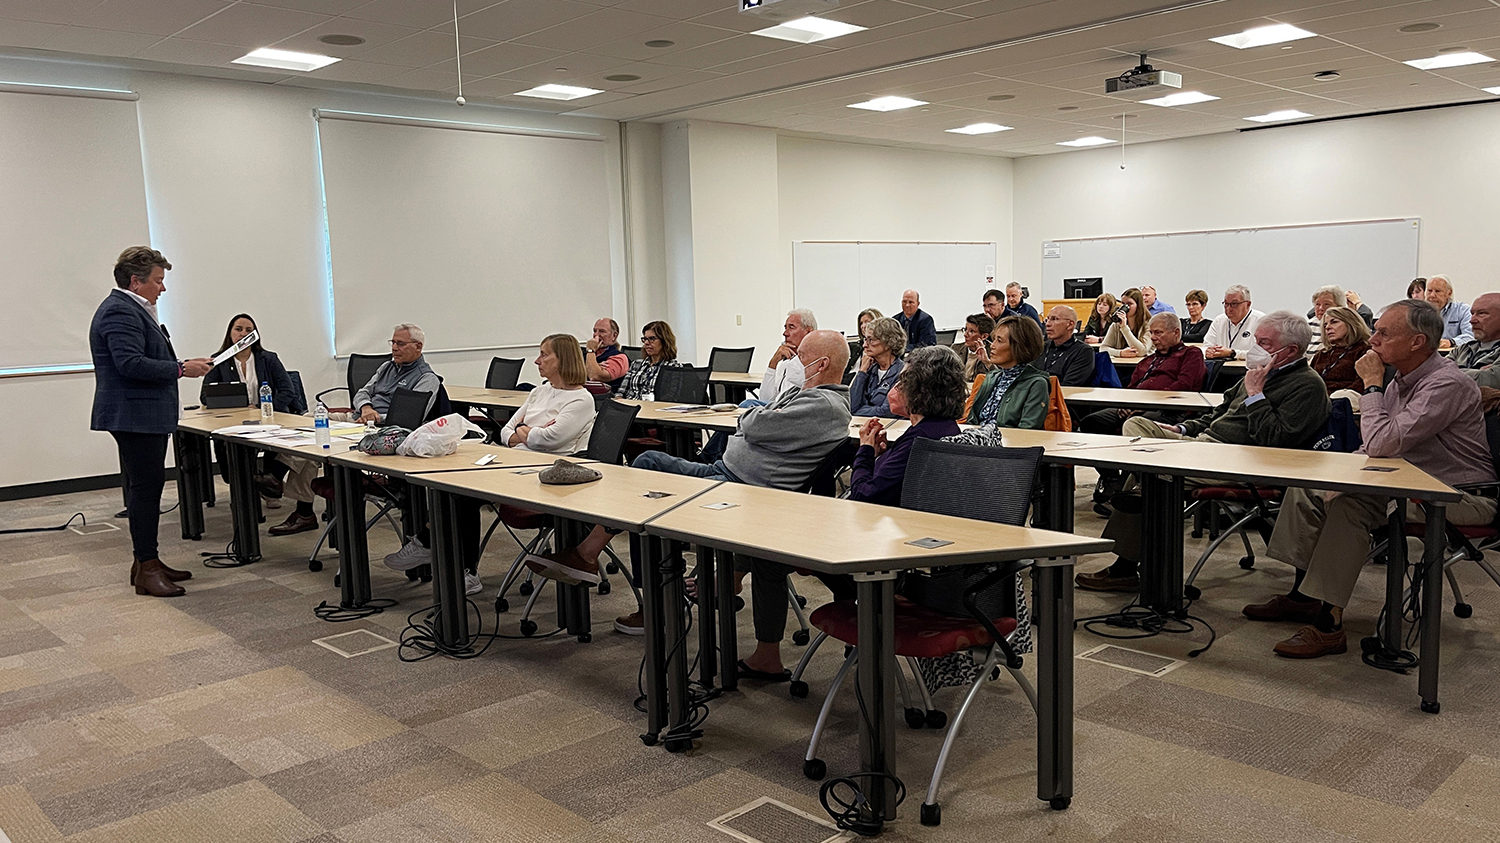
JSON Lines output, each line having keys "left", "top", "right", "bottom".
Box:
{"left": 819, "top": 773, "right": 906, "bottom": 837}
{"left": 201, "top": 538, "right": 260, "bottom": 568}
{"left": 313, "top": 597, "right": 399, "bottom": 622}
{"left": 1077, "top": 596, "right": 1218, "bottom": 658}
{"left": 634, "top": 589, "right": 721, "bottom": 750}
{"left": 1361, "top": 551, "right": 1430, "bottom": 672}
{"left": 397, "top": 594, "right": 570, "bottom": 662}
{"left": 0, "top": 512, "right": 86, "bottom": 535}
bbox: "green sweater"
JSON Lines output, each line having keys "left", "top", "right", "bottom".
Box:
{"left": 1181, "top": 358, "right": 1330, "bottom": 448}
{"left": 964, "top": 364, "right": 1050, "bottom": 430}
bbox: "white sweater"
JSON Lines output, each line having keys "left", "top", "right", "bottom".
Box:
{"left": 499, "top": 384, "right": 596, "bottom": 454}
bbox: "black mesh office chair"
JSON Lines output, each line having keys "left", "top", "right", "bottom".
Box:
{"left": 285, "top": 371, "right": 309, "bottom": 415}
{"left": 487, "top": 357, "right": 524, "bottom": 390}
{"left": 934, "top": 329, "right": 959, "bottom": 346}
{"left": 654, "top": 365, "right": 712, "bottom": 405}
{"left": 316, "top": 353, "right": 389, "bottom": 414}
{"left": 797, "top": 439, "right": 1046, "bottom": 826}
{"left": 621, "top": 345, "right": 643, "bottom": 363}
{"left": 384, "top": 388, "right": 432, "bottom": 431}
{"left": 707, "top": 346, "right": 755, "bottom": 373}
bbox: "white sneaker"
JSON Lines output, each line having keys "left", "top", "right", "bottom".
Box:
{"left": 383, "top": 539, "right": 431, "bottom": 571}
{"left": 465, "top": 571, "right": 482, "bottom": 595}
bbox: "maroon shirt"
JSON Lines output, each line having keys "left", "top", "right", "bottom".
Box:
{"left": 1127, "top": 343, "right": 1207, "bottom": 392}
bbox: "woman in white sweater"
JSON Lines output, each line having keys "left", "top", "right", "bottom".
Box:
{"left": 501, "top": 334, "right": 596, "bottom": 454}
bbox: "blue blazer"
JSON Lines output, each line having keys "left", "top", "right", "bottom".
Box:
{"left": 203, "top": 348, "right": 303, "bottom": 413}
{"left": 90, "top": 288, "right": 180, "bottom": 435}
{"left": 895, "top": 309, "right": 937, "bottom": 353}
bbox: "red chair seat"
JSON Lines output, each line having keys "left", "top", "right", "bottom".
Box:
{"left": 1191, "top": 487, "right": 1280, "bottom": 502}
{"left": 496, "top": 503, "right": 546, "bottom": 530}
{"left": 1405, "top": 522, "right": 1498, "bottom": 540}
{"left": 809, "top": 596, "right": 1018, "bottom": 659}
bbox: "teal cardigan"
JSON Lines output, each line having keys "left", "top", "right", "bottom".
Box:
{"left": 965, "top": 364, "right": 1050, "bottom": 429}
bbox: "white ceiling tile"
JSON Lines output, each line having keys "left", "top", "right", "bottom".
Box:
{"left": 348, "top": 30, "right": 496, "bottom": 67}
{"left": 78, "top": 0, "right": 231, "bottom": 38}
{"left": 587, "top": 21, "right": 738, "bottom": 62}
{"left": 611, "top": 0, "right": 725, "bottom": 18}
{"left": 175, "top": 3, "right": 331, "bottom": 47}
{"left": 300, "top": 57, "right": 406, "bottom": 83}
{"left": 136, "top": 36, "right": 259, "bottom": 67}
{"left": 426, "top": 41, "right": 565, "bottom": 77}
{"left": 500, "top": 51, "right": 631, "bottom": 84}
{"left": 0, "top": 17, "right": 66, "bottom": 49}
{"left": 646, "top": 33, "right": 803, "bottom": 70}
{"left": 255, "top": 0, "right": 368, "bottom": 14}
{"left": 611, "top": 68, "right": 723, "bottom": 94}
{"left": 270, "top": 17, "right": 419, "bottom": 57}
{"left": 0, "top": 0, "right": 109, "bottom": 27}
{"left": 456, "top": 0, "right": 599, "bottom": 41}
{"left": 514, "top": 8, "right": 676, "bottom": 51}
{"left": 43, "top": 25, "right": 161, "bottom": 57}
{"left": 345, "top": 0, "right": 501, "bottom": 30}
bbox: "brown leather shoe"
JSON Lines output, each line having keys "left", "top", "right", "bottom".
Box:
{"left": 268, "top": 512, "right": 318, "bottom": 536}
{"left": 1075, "top": 568, "right": 1139, "bottom": 592}
{"left": 614, "top": 611, "right": 645, "bottom": 635}
{"left": 1273, "top": 625, "right": 1346, "bottom": 658}
{"left": 253, "top": 473, "right": 284, "bottom": 499}
{"left": 131, "top": 559, "right": 191, "bottom": 584}
{"left": 134, "top": 559, "right": 186, "bottom": 597}
{"left": 1242, "top": 594, "right": 1321, "bottom": 623}
{"left": 524, "top": 549, "right": 601, "bottom": 586}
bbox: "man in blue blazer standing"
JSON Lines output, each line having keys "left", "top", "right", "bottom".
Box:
{"left": 895, "top": 289, "right": 937, "bottom": 354}
{"left": 90, "top": 246, "right": 213, "bottom": 597}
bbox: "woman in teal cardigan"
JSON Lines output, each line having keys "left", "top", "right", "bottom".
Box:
{"left": 965, "top": 314, "right": 1051, "bottom": 429}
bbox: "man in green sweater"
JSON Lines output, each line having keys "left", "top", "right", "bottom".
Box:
{"left": 1078, "top": 311, "right": 1331, "bottom": 591}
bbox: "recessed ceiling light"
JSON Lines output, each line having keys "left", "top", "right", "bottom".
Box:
{"left": 1057, "top": 136, "right": 1113, "bottom": 147}
{"left": 986, "top": 94, "right": 1015, "bottom": 101}
{"left": 231, "top": 47, "right": 339, "bottom": 72}
{"left": 946, "top": 122, "right": 1012, "bottom": 135}
{"left": 752, "top": 16, "right": 866, "bottom": 44}
{"left": 1244, "top": 109, "right": 1313, "bottom": 122}
{"left": 1313, "top": 70, "right": 1341, "bottom": 81}
{"left": 848, "top": 95, "right": 928, "bottom": 112}
{"left": 645, "top": 39, "right": 674, "bottom": 48}
{"left": 1141, "top": 90, "right": 1219, "bottom": 107}
{"left": 318, "top": 34, "right": 365, "bottom": 47}
{"left": 1057, "top": 105, "right": 1078, "bottom": 111}
{"left": 1405, "top": 51, "right": 1493, "bottom": 70}
{"left": 1485, "top": 86, "right": 1500, "bottom": 95}
{"left": 604, "top": 74, "right": 640, "bottom": 82}
{"left": 1209, "top": 23, "right": 1317, "bottom": 49}
{"left": 514, "top": 83, "right": 603, "bottom": 100}
{"left": 1399, "top": 22, "right": 1442, "bottom": 33}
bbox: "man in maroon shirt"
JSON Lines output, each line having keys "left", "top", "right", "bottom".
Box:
{"left": 1244, "top": 299, "right": 1498, "bottom": 658}
{"left": 1079, "top": 313, "right": 1207, "bottom": 436}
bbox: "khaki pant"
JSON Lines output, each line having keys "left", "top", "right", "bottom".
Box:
{"left": 1267, "top": 487, "right": 1496, "bottom": 608}
{"left": 1120, "top": 415, "right": 1215, "bottom": 442}
{"left": 279, "top": 455, "right": 320, "bottom": 504}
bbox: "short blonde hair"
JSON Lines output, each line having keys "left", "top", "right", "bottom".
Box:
{"left": 543, "top": 333, "right": 587, "bottom": 387}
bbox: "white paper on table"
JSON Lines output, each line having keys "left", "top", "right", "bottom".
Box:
{"left": 210, "top": 330, "right": 259, "bottom": 366}
{"left": 218, "top": 424, "right": 281, "bottom": 436}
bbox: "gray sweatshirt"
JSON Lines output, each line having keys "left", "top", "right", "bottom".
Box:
{"left": 353, "top": 356, "right": 441, "bottom": 420}
{"left": 723, "top": 384, "right": 851, "bottom": 490}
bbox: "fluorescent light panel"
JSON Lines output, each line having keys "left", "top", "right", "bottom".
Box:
{"left": 752, "top": 16, "right": 866, "bottom": 44}
{"left": 1244, "top": 109, "right": 1312, "bottom": 122}
{"left": 1057, "top": 136, "right": 1113, "bottom": 147}
{"left": 514, "top": 83, "right": 603, "bottom": 100}
{"left": 848, "top": 95, "right": 927, "bottom": 112}
{"left": 1404, "top": 52, "right": 1494, "bottom": 70}
{"left": 1141, "top": 90, "right": 1219, "bottom": 107}
{"left": 232, "top": 47, "right": 339, "bottom": 72}
{"left": 1209, "top": 23, "right": 1317, "bottom": 49}
{"left": 946, "top": 122, "right": 1012, "bottom": 135}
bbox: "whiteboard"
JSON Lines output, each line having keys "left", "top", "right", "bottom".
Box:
{"left": 793, "top": 242, "right": 997, "bottom": 336}
{"left": 1040, "top": 219, "right": 1420, "bottom": 315}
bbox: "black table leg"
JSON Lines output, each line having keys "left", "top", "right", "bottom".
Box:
{"left": 1138, "top": 472, "right": 1185, "bottom": 615}
{"left": 1419, "top": 502, "right": 1447, "bottom": 714}
{"left": 1034, "top": 559, "right": 1075, "bottom": 810}
{"left": 332, "top": 463, "right": 371, "bottom": 609}
{"left": 1043, "top": 463, "right": 1075, "bottom": 534}
{"left": 638, "top": 533, "right": 670, "bottom": 745}
{"left": 855, "top": 570, "right": 898, "bottom": 822}
{"left": 716, "top": 546, "right": 738, "bottom": 692}
{"left": 1381, "top": 500, "right": 1408, "bottom": 654}
{"left": 222, "top": 439, "right": 262, "bottom": 564}
{"left": 425, "top": 487, "right": 470, "bottom": 651}
{"left": 694, "top": 545, "right": 718, "bottom": 688}
{"left": 174, "top": 432, "right": 206, "bottom": 540}
{"left": 555, "top": 520, "right": 593, "bottom": 644}
{"left": 662, "top": 540, "right": 692, "bottom": 752}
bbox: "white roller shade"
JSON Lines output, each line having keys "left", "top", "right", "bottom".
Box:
{"left": 314, "top": 111, "right": 614, "bottom": 356}
{"left": 0, "top": 85, "right": 150, "bottom": 373}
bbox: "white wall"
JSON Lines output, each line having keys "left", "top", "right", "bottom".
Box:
{"left": 0, "top": 55, "right": 624, "bottom": 488}
{"left": 1012, "top": 102, "right": 1500, "bottom": 311}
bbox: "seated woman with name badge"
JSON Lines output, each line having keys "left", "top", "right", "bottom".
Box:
{"left": 964, "top": 315, "right": 1050, "bottom": 430}
{"left": 849, "top": 316, "right": 907, "bottom": 417}
{"left": 614, "top": 320, "right": 681, "bottom": 400}
{"left": 201, "top": 313, "right": 319, "bottom": 536}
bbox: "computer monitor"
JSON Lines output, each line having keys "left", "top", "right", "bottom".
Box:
{"left": 1064, "top": 277, "right": 1103, "bottom": 299}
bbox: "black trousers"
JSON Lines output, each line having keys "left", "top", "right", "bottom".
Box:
{"left": 113, "top": 431, "right": 169, "bottom": 562}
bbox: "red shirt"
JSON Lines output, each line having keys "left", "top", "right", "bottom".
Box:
{"left": 1128, "top": 343, "right": 1207, "bottom": 392}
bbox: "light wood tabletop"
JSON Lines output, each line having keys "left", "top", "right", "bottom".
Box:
{"left": 1107, "top": 345, "right": 1247, "bottom": 369}
{"left": 177, "top": 408, "right": 309, "bottom": 434}
{"left": 412, "top": 460, "right": 724, "bottom": 532}
{"left": 444, "top": 385, "right": 532, "bottom": 409}
{"left": 1061, "top": 387, "right": 1220, "bottom": 409}
{"left": 645, "top": 482, "right": 1112, "bottom": 575}
{"left": 329, "top": 440, "right": 580, "bottom": 478}
{"left": 709, "top": 371, "right": 762, "bottom": 386}
{"left": 613, "top": 398, "right": 744, "bottom": 430}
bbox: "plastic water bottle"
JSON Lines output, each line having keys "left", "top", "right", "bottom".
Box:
{"left": 259, "top": 382, "right": 274, "bottom": 423}
{"left": 314, "top": 401, "right": 330, "bottom": 450}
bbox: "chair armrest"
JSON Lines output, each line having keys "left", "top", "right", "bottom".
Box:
{"left": 961, "top": 559, "right": 1034, "bottom": 670}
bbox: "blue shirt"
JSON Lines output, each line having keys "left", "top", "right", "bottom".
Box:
{"left": 1441, "top": 300, "right": 1474, "bottom": 345}
{"left": 1005, "top": 301, "right": 1042, "bottom": 325}
{"left": 1148, "top": 299, "right": 1177, "bottom": 316}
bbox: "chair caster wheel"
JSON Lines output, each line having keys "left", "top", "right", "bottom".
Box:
{"left": 925, "top": 709, "right": 947, "bottom": 729}
{"left": 792, "top": 629, "right": 810, "bottom": 646}
{"left": 495, "top": 597, "right": 509, "bottom": 613}
{"left": 1190, "top": 529, "right": 1203, "bottom": 539}
{"left": 803, "top": 759, "right": 825, "bottom": 780}
{"left": 904, "top": 708, "right": 925, "bottom": 729}
{"left": 597, "top": 580, "right": 611, "bottom": 596}
{"left": 308, "top": 560, "right": 322, "bottom": 572}
{"left": 1049, "top": 797, "right": 1071, "bottom": 811}
{"left": 1421, "top": 700, "right": 1441, "bottom": 714}
{"left": 1455, "top": 603, "right": 1473, "bottom": 619}
{"left": 1239, "top": 555, "right": 1256, "bottom": 570}
{"left": 733, "top": 595, "right": 745, "bottom": 612}
{"left": 519, "top": 581, "right": 534, "bottom": 596}
{"left": 405, "top": 569, "right": 420, "bottom": 582}
{"left": 665, "top": 737, "right": 691, "bottom": 753}
{"left": 640, "top": 733, "right": 658, "bottom": 746}
{"left": 795, "top": 594, "right": 807, "bottom": 608}
{"left": 789, "top": 680, "right": 808, "bottom": 698}
{"left": 921, "top": 803, "right": 941, "bottom": 826}
{"left": 1184, "top": 585, "right": 1201, "bottom": 600}
{"left": 605, "top": 561, "right": 620, "bottom": 574}
{"left": 520, "top": 620, "right": 537, "bottom": 637}
{"left": 577, "top": 633, "right": 591, "bottom": 643}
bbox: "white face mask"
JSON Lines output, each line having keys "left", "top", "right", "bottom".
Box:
{"left": 783, "top": 354, "right": 807, "bottom": 384}
{"left": 1245, "top": 345, "right": 1273, "bottom": 370}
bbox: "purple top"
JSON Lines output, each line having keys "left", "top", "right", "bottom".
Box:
{"left": 1361, "top": 353, "right": 1495, "bottom": 487}
{"left": 849, "top": 417, "right": 962, "bottom": 506}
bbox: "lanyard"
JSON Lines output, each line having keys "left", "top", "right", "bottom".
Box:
{"left": 1315, "top": 346, "right": 1355, "bottom": 378}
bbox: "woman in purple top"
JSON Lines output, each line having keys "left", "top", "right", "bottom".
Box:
{"left": 849, "top": 346, "right": 967, "bottom": 506}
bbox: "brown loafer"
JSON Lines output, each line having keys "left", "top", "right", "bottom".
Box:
{"left": 1273, "top": 625, "right": 1346, "bottom": 659}
{"left": 131, "top": 559, "right": 191, "bottom": 584}
{"left": 268, "top": 512, "right": 319, "bottom": 536}
{"left": 1242, "top": 594, "right": 1321, "bottom": 623}
{"left": 1075, "top": 568, "right": 1139, "bottom": 592}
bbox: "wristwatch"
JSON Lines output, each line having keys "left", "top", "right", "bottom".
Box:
{"left": 1363, "top": 384, "right": 1384, "bottom": 395}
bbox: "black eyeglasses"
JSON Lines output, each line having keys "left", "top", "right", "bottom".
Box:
{"left": 641, "top": 335, "right": 660, "bottom": 343}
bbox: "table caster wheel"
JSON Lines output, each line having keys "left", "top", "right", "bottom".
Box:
{"left": 1239, "top": 555, "right": 1255, "bottom": 570}
{"left": 1455, "top": 603, "right": 1473, "bottom": 619}
{"left": 1421, "top": 700, "right": 1441, "bottom": 714}
{"left": 1184, "top": 584, "right": 1201, "bottom": 600}
{"left": 792, "top": 629, "right": 809, "bottom": 646}
{"left": 665, "top": 737, "right": 691, "bottom": 753}
{"left": 577, "top": 633, "right": 591, "bottom": 643}
{"left": 803, "top": 758, "right": 825, "bottom": 780}
{"left": 640, "top": 733, "right": 658, "bottom": 746}
{"left": 921, "top": 803, "right": 941, "bottom": 826}
{"left": 597, "top": 580, "right": 611, "bottom": 596}
{"left": 1049, "top": 796, "right": 1071, "bottom": 810}
{"left": 520, "top": 619, "right": 537, "bottom": 637}
{"left": 905, "top": 708, "right": 925, "bottom": 729}
{"left": 789, "top": 680, "right": 808, "bottom": 698}
{"left": 308, "top": 560, "right": 322, "bottom": 572}
{"left": 925, "top": 709, "right": 947, "bottom": 729}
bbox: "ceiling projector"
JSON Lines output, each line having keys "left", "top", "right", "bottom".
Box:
{"left": 739, "top": 0, "right": 841, "bottom": 23}
{"left": 1105, "top": 54, "right": 1182, "bottom": 97}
